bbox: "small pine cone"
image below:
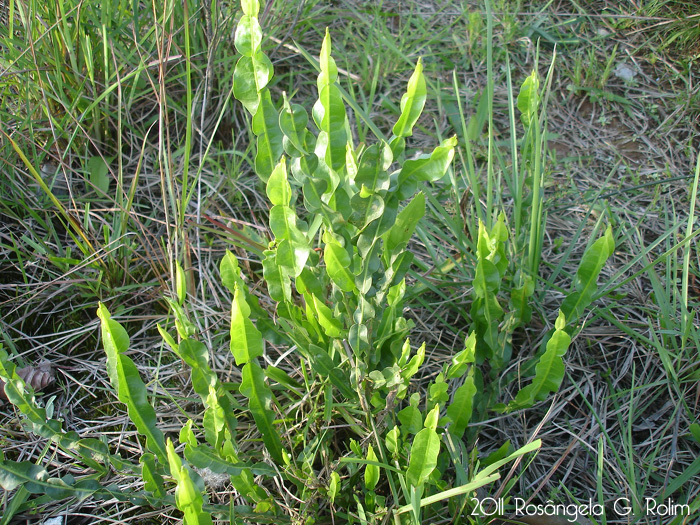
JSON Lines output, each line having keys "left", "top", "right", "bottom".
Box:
{"left": 0, "top": 361, "right": 55, "bottom": 401}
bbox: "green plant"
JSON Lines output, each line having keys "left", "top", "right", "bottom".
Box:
{"left": 0, "top": 1, "right": 620, "bottom": 523}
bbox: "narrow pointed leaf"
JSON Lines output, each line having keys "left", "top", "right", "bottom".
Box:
{"left": 253, "top": 90, "right": 284, "bottom": 181}
{"left": 447, "top": 369, "right": 477, "bottom": 438}
{"left": 0, "top": 461, "right": 99, "bottom": 500}
{"left": 97, "top": 304, "right": 167, "bottom": 465}
{"left": 141, "top": 453, "right": 165, "bottom": 497}
{"left": 509, "top": 311, "right": 571, "bottom": 410}
{"left": 240, "top": 362, "right": 285, "bottom": 464}
{"left": 383, "top": 192, "right": 425, "bottom": 260}
{"left": 406, "top": 427, "right": 440, "bottom": 487}
{"left": 220, "top": 250, "right": 244, "bottom": 295}
{"left": 317, "top": 28, "right": 338, "bottom": 91}
{"left": 364, "top": 445, "right": 379, "bottom": 491}
{"left": 313, "top": 87, "right": 346, "bottom": 172}
{"left": 266, "top": 157, "right": 292, "bottom": 206}
{"left": 561, "top": 225, "right": 615, "bottom": 323}
{"left": 230, "top": 285, "right": 263, "bottom": 365}
{"left": 517, "top": 70, "right": 539, "bottom": 126}
{"left": 393, "top": 58, "right": 426, "bottom": 138}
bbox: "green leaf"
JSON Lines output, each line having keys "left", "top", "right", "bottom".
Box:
{"left": 383, "top": 192, "right": 425, "bottom": 261}
{"left": 509, "top": 311, "right": 571, "bottom": 410}
{"left": 364, "top": 445, "right": 380, "bottom": 491}
{"left": 307, "top": 344, "right": 357, "bottom": 400}
{"left": 324, "top": 241, "right": 356, "bottom": 292}
{"left": 447, "top": 369, "right": 476, "bottom": 438}
{"left": 395, "top": 441, "right": 541, "bottom": 516}
{"left": 471, "top": 294, "right": 504, "bottom": 351}
{"left": 398, "top": 136, "right": 457, "bottom": 184}
{"left": 232, "top": 53, "right": 273, "bottom": 114}
{"left": 141, "top": 453, "right": 165, "bottom": 498}
{"left": 317, "top": 28, "right": 338, "bottom": 91}
{"left": 517, "top": 70, "right": 540, "bottom": 126}
{"left": 423, "top": 403, "right": 440, "bottom": 431}
{"left": 312, "top": 31, "right": 346, "bottom": 173}
{"left": 167, "top": 439, "right": 213, "bottom": 525}
{"left": 0, "top": 351, "right": 120, "bottom": 473}
{"left": 167, "top": 298, "right": 197, "bottom": 339}
{"left": 329, "top": 471, "right": 341, "bottom": 503}
{"left": 473, "top": 258, "right": 500, "bottom": 298}
{"left": 310, "top": 294, "right": 344, "bottom": 338}
{"left": 234, "top": 15, "right": 262, "bottom": 57}
{"left": 175, "top": 260, "right": 187, "bottom": 305}
{"left": 116, "top": 351, "right": 168, "bottom": 464}
{"left": 406, "top": 427, "right": 440, "bottom": 487}
{"left": 184, "top": 442, "right": 275, "bottom": 477}
{"left": 240, "top": 0, "right": 259, "bottom": 16}
{"left": 397, "top": 405, "right": 423, "bottom": 435}
{"left": 291, "top": 154, "right": 318, "bottom": 184}
{"left": 313, "top": 87, "right": 347, "bottom": 173}
{"left": 389, "top": 135, "right": 406, "bottom": 160}
{"left": 561, "top": 225, "right": 615, "bottom": 323}
{"left": 203, "top": 387, "right": 226, "bottom": 449}
{"left": 266, "top": 157, "right": 292, "bottom": 206}
{"left": 177, "top": 338, "right": 215, "bottom": 402}
{"left": 262, "top": 249, "right": 292, "bottom": 302}
{"left": 401, "top": 342, "right": 425, "bottom": 381}
{"left": 97, "top": 304, "right": 167, "bottom": 466}
{"left": 229, "top": 285, "right": 263, "bottom": 365}
{"left": 240, "top": 362, "right": 285, "bottom": 464}
{"left": 265, "top": 365, "right": 302, "bottom": 391}
{"left": 279, "top": 94, "right": 310, "bottom": 155}
{"left": 296, "top": 267, "right": 325, "bottom": 297}
{"left": 0, "top": 461, "right": 99, "bottom": 500}
{"left": 350, "top": 193, "right": 384, "bottom": 229}
{"left": 392, "top": 58, "right": 426, "bottom": 138}
{"left": 510, "top": 275, "right": 535, "bottom": 326}
{"left": 446, "top": 332, "right": 476, "bottom": 380}
{"left": 269, "top": 206, "right": 310, "bottom": 276}
{"left": 87, "top": 156, "right": 110, "bottom": 194}
{"left": 386, "top": 426, "right": 400, "bottom": 457}
{"left": 354, "top": 142, "right": 392, "bottom": 194}
{"left": 253, "top": 90, "right": 284, "bottom": 181}
{"left": 428, "top": 377, "right": 449, "bottom": 407}
{"left": 220, "top": 250, "right": 244, "bottom": 295}
{"left": 96, "top": 303, "right": 127, "bottom": 389}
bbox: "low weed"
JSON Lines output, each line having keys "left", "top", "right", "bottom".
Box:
{"left": 0, "top": 1, "right": 622, "bottom": 524}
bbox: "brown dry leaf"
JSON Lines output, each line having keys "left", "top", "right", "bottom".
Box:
{"left": 0, "top": 360, "right": 55, "bottom": 401}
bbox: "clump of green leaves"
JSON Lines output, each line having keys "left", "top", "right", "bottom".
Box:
{"left": 0, "top": 0, "right": 618, "bottom": 523}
